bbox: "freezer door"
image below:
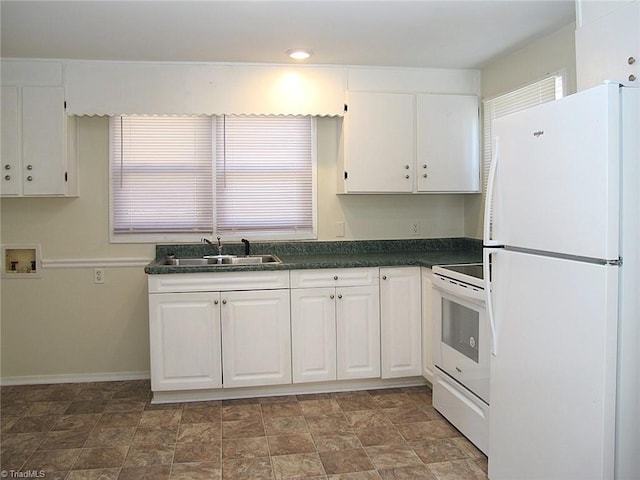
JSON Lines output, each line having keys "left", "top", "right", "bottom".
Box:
{"left": 488, "top": 250, "right": 618, "bottom": 480}
{"left": 491, "top": 84, "right": 621, "bottom": 260}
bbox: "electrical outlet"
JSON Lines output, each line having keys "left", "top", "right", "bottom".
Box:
{"left": 335, "top": 221, "right": 345, "bottom": 237}
{"left": 410, "top": 222, "right": 419, "bottom": 235}
{"left": 94, "top": 268, "right": 104, "bottom": 284}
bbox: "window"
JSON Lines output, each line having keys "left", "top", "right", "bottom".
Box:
{"left": 110, "top": 115, "right": 316, "bottom": 243}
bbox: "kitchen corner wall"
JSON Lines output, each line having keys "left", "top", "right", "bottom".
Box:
{"left": 464, "top": 23, "right": 578, "bottom": 239}
{"left": 0, "top": 113, "right": 466, "bottom": 382}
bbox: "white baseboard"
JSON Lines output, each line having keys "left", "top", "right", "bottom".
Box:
{"left": 151, "top": 377, "right": 428, "bottom": 404}
{"left": 0, "top": 371, "right": 150, "bottom": 386}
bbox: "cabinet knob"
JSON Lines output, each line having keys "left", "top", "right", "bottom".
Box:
{"left": 222, "top": 299, "right": 227, "bottom": 305}
{"left": 382, "top": 275, "right": 387, "bottom": 280}
{"left": 404, "top": 165, "right": 410, "bottom": 170}
{"left": 330, "top": 294, "right": 335, "bottom": 299}
{"left": 629, "top": 57, "right": 636, "bottom": 65}
{"left": 26, "top": 165, "right": 33, "bottom": 171}
{"left": 27, "top": 176, "right": 33, "bottom": 182}
{"left": 629, "top": 74, "right": 637, "bottom": 82}
{"left": 4, "top": 175, "right": 10, "bottom": 181}
{"left": 337, "top": 293, "right": 343, "bottom": 299}
{"left": 422, "top": 164, "right": 427, "bottom": 169}
{"left": 333, "top": 275, "right": 338, "bottom": 280}
{"left": 423, "top": 174, "right": 427, "bottom": 178}
{"left": 4, "top": 164, "right": 10, "bottom": 170}
{"left": 214, "top": 299, "right": 219, "bottom": 305}
{"left": 405, "top": 175, "right": 410, "bottom": 179}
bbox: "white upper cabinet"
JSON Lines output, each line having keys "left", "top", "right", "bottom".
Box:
{"left": 343, "top": 91, "right": 415, "bottom": 193}
{"left": 416, "top": 94, "right": 480, "bottom": 193}
{"left": 575, "top": 0, "right": 639, "bottom": 90}
{"left": 340, "top": 90, "right": 480, "bottom": 194}
{"left": 1, "top": 60, "right": 78, "bottom": 197}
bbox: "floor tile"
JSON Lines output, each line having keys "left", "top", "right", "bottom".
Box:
{"left": 222, "top": 436, "right": 269, "bottom": 459}
{"left": 272, "top": 452, "right": 326, "bottom": 479}
{"left": 222, "top": 456, "right": 274, "bottom": 480}
{"left": 319, "top": 448, "right": 374, "bottom": 475}
{"left": 72, "top": 446, "right": 129, "bottom": 470}
{"left": 267, "top": 433, "right": 316, "bottom": 456}
{"left": 174, "top": 441, "right": 221, "bottom": 463}
{"left": 170, "top": 461, "right": 222, "bottom": 479}
{"left": 0, "top": 380, "right": 488, "bottom": 480}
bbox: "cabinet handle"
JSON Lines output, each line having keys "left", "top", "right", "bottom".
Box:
{"left": 222, "top": 299, "right": 227, "bottom": 305}
{"left": 330, "top": 294, "right": 335, "bottom": 299}
{"left": 405, "top": 175, "right": 410, "bottom": 179}
{"left": 214, "top": 299, "right": 219, "bottom": 305}
{"left": 422, "top": 164, "right": 427, "bottom": 169}
{"left": 333, "top": 275, "right": 338, "bottom": 280}
{"left": 337, "top": 294, "right": 343, "bottom": 299}
{"left": 26, "top": 165, "right": 33, "bottom": 171}
{"left": 404, "top": 165, "right": 410, "bottom": 169}
{"left": 382, "top": 275, "right": 387, "bottom": 280}
{"left": 4, "top": 164, "right": 10, "bottom": 170}
{"left": 4, "top": 175, "right": 10, "bottom": 181}
{"left": 423, "top": 174, "right": 427, "bottom": 178}
{"left": 629, "top": 57, "right": 636, "bottom": 65}
{"left": 27, "top": 176, "right": 33, "bottom": 182}
{"left": 629, "top": 74, "right": 637, "bottom": 82}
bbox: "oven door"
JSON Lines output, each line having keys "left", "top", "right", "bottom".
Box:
{"left": 433, "top": 281, "right": 490, "bottom": 404}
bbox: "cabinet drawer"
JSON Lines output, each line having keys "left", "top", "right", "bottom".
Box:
{"left": 148, "top": 270, "right": 290, "bottom": 293}
{"left": 290, "top": 267, "right": 379, "bottom": 288}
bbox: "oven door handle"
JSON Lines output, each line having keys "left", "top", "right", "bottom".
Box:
{"left": 483, "top": 248, "right": 499, "bottom": 356}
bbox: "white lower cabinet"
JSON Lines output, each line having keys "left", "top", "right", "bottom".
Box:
{"left": 149, "top": 292, "right": 222, "bottom": 392}
{"left": 148, "top": 271, "right": 291, "bottom": 392}
{"left": 290, "top": 268, "right": 381, "bottom": 383}
{"left": 380, "top": 267, "right": 422, "bottom": 378}
{"left": 421, "top": 267, "right": 435, "bottom": 383}
{"left": 221, "top": 289, "right": 291, "bottom": 388}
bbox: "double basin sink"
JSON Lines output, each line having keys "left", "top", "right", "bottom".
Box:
{"left": 164, "top": 254, "right": 282, "bottom": 266}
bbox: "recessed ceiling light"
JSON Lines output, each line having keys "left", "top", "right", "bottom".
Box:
{"left": 286, "top": 49, "right": 313, "bottom": 60}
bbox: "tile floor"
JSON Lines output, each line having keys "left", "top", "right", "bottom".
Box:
{"left": 0, "top": 380, "right": 488, "bottom": 479}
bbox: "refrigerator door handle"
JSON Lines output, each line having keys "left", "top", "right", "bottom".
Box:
{"left": 483, "top": 136, "right": 501, "bottom": 246}
{"left": 483, "top": 248, "right": 499, "bottom": 356}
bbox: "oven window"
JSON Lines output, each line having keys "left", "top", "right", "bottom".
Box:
{"left": 441, "top": 298, "right": 479, "bottom": 363}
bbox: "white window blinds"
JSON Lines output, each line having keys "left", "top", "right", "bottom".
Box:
{"left": 110, "top": 116, "right": 213, "bottom": 234}
{"left": 110, "top": 114, "right": 316, "bottom": 241}
{"left": 215, "top": 115, "right": 315, "bottom": 239}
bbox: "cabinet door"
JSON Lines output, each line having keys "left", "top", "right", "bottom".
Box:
{"left": 421, "top": 268, "right": 435, "bottom": 383}
{"left": 221, "top": 289, "right": 291, "bottom": 388}
{"left": 1, "top": 87, "right": 20, "bottom": 195}
{"left": 416, "top": 94, "right": 480, "bottom": 192}
{"left": 380, "top": 267, "right": 422, "bottom": 378}
{"left": 21, "top": 86, "right": 66, "bottom": 195}
{"left": 575, "top": 1, "right": 639, "bottom": 91}
{"left": 291, "top": 287, "right": 337, "bottom": 383}
{"left": 149, "top": 292, "right": 222, "bottom": 391}
{"left": 336, "top": 285, "right": 380, "bottom": 380}
{"left": 344, "top": 91, "right": 414, "bottom": 193}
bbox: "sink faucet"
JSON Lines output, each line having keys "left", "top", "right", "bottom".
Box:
{"left": 202, "top": 236, "right": 223, "bottom": 255}
{"left": 241, "top": 238, "right": 250, "bottom": 256}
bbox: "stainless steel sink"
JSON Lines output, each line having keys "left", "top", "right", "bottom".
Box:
{"left": 163, "top": 254, "right": 281, "bottom": 266}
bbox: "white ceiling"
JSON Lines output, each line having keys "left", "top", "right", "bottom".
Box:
{"left": 0, "top": 1, "right": 576, "bottom": 69}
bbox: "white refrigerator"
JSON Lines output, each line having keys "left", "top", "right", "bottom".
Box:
{"left": 483, "top": 83, "right": 639, "bottom": 479}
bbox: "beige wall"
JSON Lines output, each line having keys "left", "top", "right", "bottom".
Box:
{"left": 1, "top": 115, "right": 465, "bottom": 381}
{"left": 464, "top": 23, "right": 577, "bottom": 239}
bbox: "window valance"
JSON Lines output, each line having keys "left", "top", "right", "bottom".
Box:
{"left": 65, "top": 61, "right": 346, "bottom": 117}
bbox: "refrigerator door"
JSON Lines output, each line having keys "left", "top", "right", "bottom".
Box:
{"left": 491, "top": 83, "right": 621, "bottom": 260}
{"left": 488, "top": 250, "right": 618, "bottom": 480}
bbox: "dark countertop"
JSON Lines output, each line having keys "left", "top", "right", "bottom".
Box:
{"left": 145, "top": 238, "right": 483, "bottom": 274}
